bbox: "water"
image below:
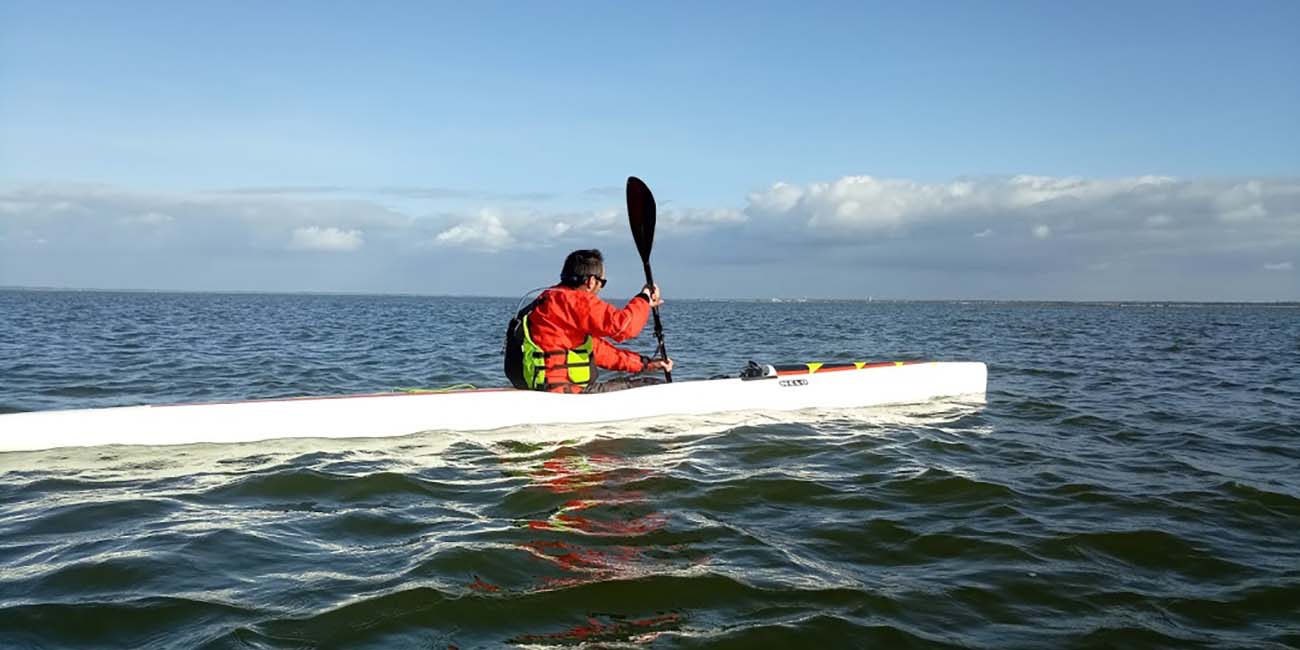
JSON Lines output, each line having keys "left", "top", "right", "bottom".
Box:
{"left": 1, "top": 290, "right": 1298, "bottom": 649}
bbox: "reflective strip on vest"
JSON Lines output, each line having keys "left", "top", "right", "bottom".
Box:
{"left": 521, "top": 314, "right": 595, "bottom": 390}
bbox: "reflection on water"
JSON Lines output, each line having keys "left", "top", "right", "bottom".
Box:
{"left": 498, "top": 445, "right": 692, "bottom": 643}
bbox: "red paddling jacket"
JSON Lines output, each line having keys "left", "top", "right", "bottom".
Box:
{"left": 526, "top": 286, "right": 651, "bottom": 392}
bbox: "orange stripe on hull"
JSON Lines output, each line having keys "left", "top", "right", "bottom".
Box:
{"left": 775, "top": 360, "right": 925, "bottom": 376}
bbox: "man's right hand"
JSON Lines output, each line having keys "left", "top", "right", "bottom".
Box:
{"left": 641, "top": 283, "right": 663, "bottom": 308}
{"left": 645, "top": 357, "right": 673, "bottom": 373}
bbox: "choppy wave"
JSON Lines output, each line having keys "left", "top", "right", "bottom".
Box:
{"left": 2, "top": 292, "right": 1298, "bottom": 648}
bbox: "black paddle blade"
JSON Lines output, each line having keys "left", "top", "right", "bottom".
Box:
{"left": 626, "top": 176, "right": 670, "bottom": 382}
{"left": 626, "top": 176, "right": 656, "bottom": 263}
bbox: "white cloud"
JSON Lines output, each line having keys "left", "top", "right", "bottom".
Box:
{"left": 749, "top": 181, "right": 804, "bottom": 214}
{"left": 1216, "top": 180, "right": 1267, "bottom": 222}
{"left": 746, "top": 176, "right": 937, "bottom": 232}
{"left": 973, "top": 229, "right": 993, "bottom": 238}
{"left": 1220, "top": 203, "right": 1267, "bottom": 222}
{"left": 429, "top": 205, "right": 664, "bottom": 252}
{"left": 119, "top": 211, "right": 174, "bottom": 226}
{"left": 661, "top": 207, "right": 746, "bottom": 232}
{"left": 287, "top": 226, "right": 364, "bottom": 252}
{"left": 434, "top": 210, "right": 514, "bottom": 252}
{"left": 1032, "top": 225, "right": 1051, "bottom": 239}
{"left": 1264, "top": 261, "right": 1293, "bottom": 271}
{"left": 577, "top": 207, "right": 621, "bottom": 235}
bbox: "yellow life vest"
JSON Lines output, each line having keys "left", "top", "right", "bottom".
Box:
{"left": 521, "top": 314, "right": 596, "bottom": 390}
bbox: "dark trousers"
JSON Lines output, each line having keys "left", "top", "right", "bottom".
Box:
{"left": 583, "top": 376, "right": 666, "bottom": 393}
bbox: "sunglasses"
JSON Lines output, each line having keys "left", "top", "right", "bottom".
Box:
{"left": 591, "top": 276, "right": 608, "bottom": 288}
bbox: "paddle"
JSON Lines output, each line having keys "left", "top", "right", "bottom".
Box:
{"left": 626, "top": 176, "right": 671, "bottom": 383}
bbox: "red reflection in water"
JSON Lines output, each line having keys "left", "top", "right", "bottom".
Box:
{"left": 509, "top": 612, "right": 684, "bottom": 645}
{"left": 468, "top": 575, "right": 499, "bottom": 593}
{"left": 519, "top": 539, "right": 641, "bottom": 571}
{"left": 526, "top": 497, "right": 669, "bottom": 536}
{"left": 519, "top": 454, "right": 667, "bottom": 580}
{"left": 511, "top": 448, "right": 687, "bottom": 642}
{"left": 453, "top": 447, "right": 693, "bottom": 646}
{"left": 530, "top": 453, "right": 651, "bottom": 494}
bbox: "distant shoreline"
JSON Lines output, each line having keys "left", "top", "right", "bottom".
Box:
{"left": 2, "top": 285, "right": 1296, "bottom": 307}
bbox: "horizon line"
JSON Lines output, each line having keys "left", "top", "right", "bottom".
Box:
{"left": 2, "top": 285, "right": 1297, "bottom": 306}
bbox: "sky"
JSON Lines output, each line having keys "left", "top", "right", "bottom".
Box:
{"left": 1, "top": 1, "right": 1297, "bottom": 300}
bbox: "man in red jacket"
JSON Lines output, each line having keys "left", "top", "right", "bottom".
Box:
{"left": 519, "top": 249, "right": 673, "bottom": 393}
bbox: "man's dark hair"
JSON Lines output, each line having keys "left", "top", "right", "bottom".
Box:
{"left": 560, "top": 249, "right": 605, "bottom": 287}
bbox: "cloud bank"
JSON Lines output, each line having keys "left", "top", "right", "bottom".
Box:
{"left": 287, "top": 226, "right": 364, "bottom": 252}
{"left": 741, "top": 175, "right": 1295, "bottom": 242}
{"left": 2, "top": 176, "right": 1297, "bottom": 299}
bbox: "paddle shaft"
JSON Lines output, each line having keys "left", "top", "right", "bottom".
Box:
{"left": 641, "top": 261, "right": 671, "bottom": 382}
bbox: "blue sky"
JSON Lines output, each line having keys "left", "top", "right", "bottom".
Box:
{"left": 2, "top": 1, "right": 1297, "bottom": 300}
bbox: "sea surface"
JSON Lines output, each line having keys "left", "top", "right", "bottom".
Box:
{"left": 0, "top": 289, "right": 1297, "bottom": 649}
